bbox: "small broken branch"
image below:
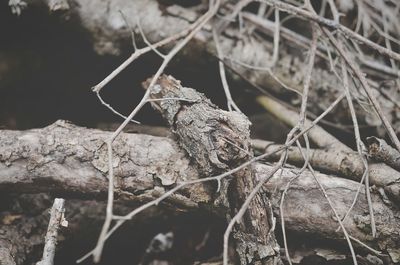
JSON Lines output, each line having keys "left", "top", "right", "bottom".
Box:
{"left": 36, "top": 198, "right": 66, "bottom": 265}
{"left": 367, "top": 136, "right": 400, "bottom": 172}
{"left": 256, "top": 96, "right": 351, "bottom": 151}
{"left": 251, "top": 139, "right": 400, "bottom": 201}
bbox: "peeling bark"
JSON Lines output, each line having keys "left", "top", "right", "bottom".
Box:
{"left": 0, "top": 120, "right": 212, "bottom": 210}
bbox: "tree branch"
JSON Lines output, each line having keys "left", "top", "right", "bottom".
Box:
{"left": 1, "top": 122, "right": 399, "bottom": 260}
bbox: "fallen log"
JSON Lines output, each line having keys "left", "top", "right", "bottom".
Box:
{"left": 259, "top": 163, "right": 400, "bottom": 262}
{"left": 252, "top": 139, "right": 400, "bottom": 203}
{"left": 1, "top": 124, "right": 399, "bottom": 262}
{"left": 0, "top": 120, "right": 212, "bottom": 211}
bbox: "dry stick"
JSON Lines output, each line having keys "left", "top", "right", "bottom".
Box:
{"left": 326, "top": 0, "right": 339, "bottom": 23}
{"left": 301, "top": 152, "right": 359, "bottom": 265}
{"left": 118, "top": 10, "right": 137, "bottom": 51}
{"left": 223, "top": 124, "right": 306, "bottom": 265}
{"left": 226, "top": 24, "right": 318, "bottom": 264}
{"left": 271, "top": 8, "right": 280, "bottom": 66}
{"left": 93, "top": 11, "right": 141, "bottom": 123}
{"left": 78, "top": 91, "right": 346, "bottom": 264}
{"left": 298, "top": 24, "right": 318, "bottom": 126}
{"left": 322, "top": 27, "right": 400, "bottom": 153}
{"left": 227, "top": 57, "right": 301, "bottom": 95}
{"left": 91, "top": 1, "right": 221, "bottom": 262}
{"left": 136, "top": 17, "right": 166, "bottom": 59}
{"left": 212, "top": 0, "right": 255, "bottom": 113}
{"left": 280, "top": 23, "right": 318, "bottom": 264}
{"left": 96, "top": 92, "right": 140, "bottom": 124}
{"left": 348, "top": 235, "right": 382, "bottom": 256}
{"left": 279, "top": 23, "right": 317, "bottom": 264}
{"left": 91, "top": 10, "right": 208, "bottom": 94}
{"left": 340, "top": 60, "right": 376, "bottom": 237}
{"left": 258, "top": 0, "right": 400, "bottom": 62}
{"left": 280, "top": 138, "right": 310, "bottom": 265}
{"left": 286, "top": 67, "right": 358, "bottom": 264}
{"left": 227, "top": 55, "right": 355, "bottom": 133}
{"left": 257, "top": 95, "right": 351, "bottom": 151}
{"left": 259, "top": 0, "right": 400, "bottom": 152}
{"left": 213, "top": 28, "right": 241, "bottom": 112}
{"left": 367, "top": 136, "right": 400, "bottom": 171}
{"left": 310, "top": 0, "right": 375, "bottom": 237}
{"left": 241, "top": 11, "right": 399, "bottom": 78}
{"left": 36, "top": 198, "right": 66, "bottom": 265}
{"left": 382, "top": 13, "right": 400, "bottom": 89}
{"left": 216, "top": 0, "right": 252, "bottom": 32}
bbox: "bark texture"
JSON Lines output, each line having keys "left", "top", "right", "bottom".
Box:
{"left": 0, "top": 120, "right": 212, "bottom": 210}
{"left": 1, "top": 123, "right": 400, "bottom": 262}
{"left": 252, "top": 139, "right": 400, "bottom": 203}
{"left": 145, "top": 75, "right": 281, "bottom": 264}
{"left": 367, "top": 136, "right": 400, "bottom": 172}
{"left": 260, "top": 163, "right": 400, "bottom": 262}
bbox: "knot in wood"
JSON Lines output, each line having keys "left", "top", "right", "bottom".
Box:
{"left": 144, "top": 75, "right": 252, "bottom": 176}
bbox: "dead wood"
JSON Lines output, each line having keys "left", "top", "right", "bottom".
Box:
{"left": 144, "top": 75, "right": 281, "bottom": 264}
{"left": 23, "top": 0, "right": 400, "bottom": 138}
{"left": 261, "top": 162, "right": 400, "bottom": 263}
{"left": 0, "top": 120, "right": 212, "bottom": 210}
{"left": 36, "top": 198, "right": 66, "bottom": 265}
{"left": 1, "top": 122, "right": 400, "bottom": 262}
{"left": 252, "top": 139, "right": 400, "bottom": 203}
{"left": 367, "top": 137, "right": 400, "bottom": 172}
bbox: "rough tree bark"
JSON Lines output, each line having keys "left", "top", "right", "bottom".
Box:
{"left": 0, "top": 120, "right": 212, "bottom": 210}
{"left": 0, "top": 121, "right": 400, "bottom": 263}
{"left": 1, "top": 122, "right": 399, "bottom": 262}
{"left": 144, "top": 75, "right": 281, "bottom": 264}
{"left": 3, "top": 1, "right": 400, "bottom": 264}
{"left": 252, "top": 139, "right": 400, "bottom": 203}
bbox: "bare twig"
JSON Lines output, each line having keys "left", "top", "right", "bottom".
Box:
{"left": 256, "top": 95, "right": 350, "bottom": 151}
{"left": 340, "top": 59, "right": 375, "bottom": 237}
{"left": 78, "top": 91, "right": 346, "bottom": 264}
{"left": 258, "top": 0, "right": 400, "bottom": 62}
{"left": 213, "top": 28, "right": 241, "bottom": 112}
{"left": 90, "top": 1, "right": 221, "bottom": 262}
{"left": 307, "top": 163, "right": 358, "bottom": 265}
{"left": 91, "top": 8, "right": 211, "bottom": 93}
{"left": 323, "top": 27, "right": 400, "bottom": 153}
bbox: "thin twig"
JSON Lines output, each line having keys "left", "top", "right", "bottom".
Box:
{"left": 323, "top": 27, "right": 400, "bottom": 153}
{"left": 213, "top": 28, "right": 241, "bottom": 112}
{"left": 91, "top": 10, "right": 211, "bottom": 93}
{"left": 271, "top": 8, "right": 280, "bottom": 66}
{"left": 91, "top": 1, "right": 221, "bottom": 262}
{"left": 118, "top": 10, "right": 137, "bottom": 51}
{"left": 340, "top": 59, "right": 376, "bottom": 237}
{"left": 258, "top": 0, "right": 400, "bottom": 62}
{"left": 78, "top": 92, "right": 346, "bottom": 264}
{"left": 96, "top": 92, "right": 140, "bottom": 124}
